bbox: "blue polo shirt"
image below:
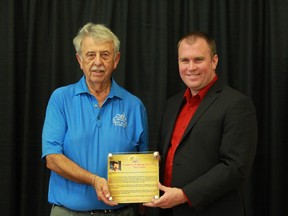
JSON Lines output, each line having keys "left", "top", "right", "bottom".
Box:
{"left": 42, "top": 76, "right": 148, "bottom": 211}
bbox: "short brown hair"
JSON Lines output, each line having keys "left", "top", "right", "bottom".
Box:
{"left": 177, "top": 31, "right": 217, "bottom": 58}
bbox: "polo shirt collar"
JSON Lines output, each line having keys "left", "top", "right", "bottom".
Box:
{"left": 75, "top": 75, "right": 124, "bottom": 99}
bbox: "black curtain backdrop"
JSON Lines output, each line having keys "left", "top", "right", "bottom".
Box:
{"left": 1, "top": 0, "right": 288, "bottom": 215}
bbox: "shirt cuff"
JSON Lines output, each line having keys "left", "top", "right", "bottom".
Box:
{"left": 182, "top": 189, "right": 192, "bottom": 207}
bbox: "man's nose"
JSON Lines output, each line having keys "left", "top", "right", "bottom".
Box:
{"left": 93, "top": 54, "right": 102, "bottom": 66}
{"left": 188, "top": 61, "right": 197, "bottom": 70}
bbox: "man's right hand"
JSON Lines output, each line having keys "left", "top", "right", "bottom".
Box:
{"left": 92, "top": 175, "right": 118, "bottom": 206}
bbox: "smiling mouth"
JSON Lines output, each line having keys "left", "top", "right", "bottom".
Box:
{"left": 187, "top": 73, "right": 200, "bottom": 77}
{"left": 91, "top": 70, "right": 104, "bottom": 73}
{"left": 91, "top": 66, "right": 105, "bottom": 73}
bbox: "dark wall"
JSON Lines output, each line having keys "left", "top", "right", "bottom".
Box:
{"left": 0, "top": 0, "right": 287, "bottom": 215}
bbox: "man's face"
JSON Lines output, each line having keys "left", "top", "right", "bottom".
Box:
{"left": 76, "top": 36, "right": 120, "bottom": 86}
{"left": 113, "top": 163, "right": 119, "bottom": 171}
{"left": 178, "top": 38, "right": 218, "bottom": 95}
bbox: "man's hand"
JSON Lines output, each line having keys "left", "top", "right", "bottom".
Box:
{"left": 92, "top": 175, "right": 118, "bottom": 206}
{"left": 143, "top": 182, "right": 187, "bottom": 208}
{"left": 46, "top": 154, "right": 118, "bottom": 206}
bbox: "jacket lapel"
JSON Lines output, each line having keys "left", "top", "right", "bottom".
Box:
{"left": 162, "top": 94, "right": 185, "bottom": 156}
{"left": 179, "top": 80, "right": 224, "bottom": 144}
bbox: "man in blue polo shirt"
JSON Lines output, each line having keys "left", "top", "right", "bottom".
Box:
{"left": 42, "top": 22, "right": 148, "bottom": 216}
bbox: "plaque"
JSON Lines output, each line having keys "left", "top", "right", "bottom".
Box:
{"left": 107, "top": 152, "right": 159, "bottom": 203}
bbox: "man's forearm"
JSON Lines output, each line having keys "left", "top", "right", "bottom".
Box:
{"left": 45, "top": 153, "right": 96, "bottom": 185}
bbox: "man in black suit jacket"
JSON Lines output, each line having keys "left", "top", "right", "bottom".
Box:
{"left": 144, "top": 32, "right": 257, "bottom": 216}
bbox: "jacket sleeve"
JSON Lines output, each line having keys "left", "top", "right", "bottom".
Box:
{"left": 182, "top": 96, "right": 257, "bottom": 211}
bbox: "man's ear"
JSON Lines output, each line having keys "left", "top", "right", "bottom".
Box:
{"left": 212, "top": 54, "right": 218, "bottom": 70}
{"left": 76, "top": 53, "right": 83, "bottom": 69}
{"left": 113, "top": 52, "right": 121, "bottom": 70}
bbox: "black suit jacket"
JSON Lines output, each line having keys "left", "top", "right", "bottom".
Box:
{"left": 158, "top": 79, "right": 257, "bottom": 216}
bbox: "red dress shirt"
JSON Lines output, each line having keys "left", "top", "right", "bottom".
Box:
{"left": 163, "top": 75, "right": 218, "bottom": 190}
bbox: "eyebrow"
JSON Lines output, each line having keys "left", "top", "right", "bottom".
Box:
{"left": 179, "top": 56, "right": 205, "bottom": 60}
{"left": 195, "top": 56, "right": 205, "bottom": 60}
{"left": 86, "top": 50, "right": 111, "bottom": 53}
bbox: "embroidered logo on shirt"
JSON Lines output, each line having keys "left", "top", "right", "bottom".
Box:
{"left": 113, "top": 113, "right": 127, "bottom": 128}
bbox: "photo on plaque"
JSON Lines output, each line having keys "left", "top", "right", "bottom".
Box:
{"left": 107, "top": 152, "right": 160, "bottom": 203}
{"left": 110, "top": 161, "right": 121, "bottom": 171}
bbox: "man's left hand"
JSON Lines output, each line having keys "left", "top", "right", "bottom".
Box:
{"left": 143, "top": 182, "right": 186, "bottom": 208}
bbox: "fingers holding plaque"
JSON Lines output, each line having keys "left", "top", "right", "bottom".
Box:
{"left": 107, "top": 152, "right": 160, "bottom": 203}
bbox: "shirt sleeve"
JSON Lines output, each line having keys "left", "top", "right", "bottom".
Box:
{"left": 138, "top": 102, "right": 149, "bottom": 152}
{"left": 42, "top": 90, "right": 67, "bottom": 160}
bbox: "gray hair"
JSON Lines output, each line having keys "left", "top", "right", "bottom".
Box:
{"left": 73, "top": 22, "right": 120, "bottom": 56}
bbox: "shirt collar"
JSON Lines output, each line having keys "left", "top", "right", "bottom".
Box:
{"left": 75, "top": 75, "right": 124, "bottom": 99}
{"left": 184, "top": 75, "right": 218, "bottom": 101}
